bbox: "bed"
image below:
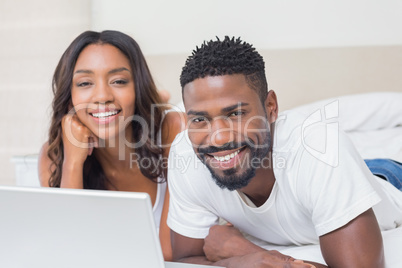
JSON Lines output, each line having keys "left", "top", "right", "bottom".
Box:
{"left": 246, "top": 225, "right": 402, "bottom": 267}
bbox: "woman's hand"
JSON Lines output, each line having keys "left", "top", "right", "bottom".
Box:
{"left": 60, "top": 112, "right": 98, "bottom": 188}
{"left": 61, "top": 113, "right": 98, "bottom": 165}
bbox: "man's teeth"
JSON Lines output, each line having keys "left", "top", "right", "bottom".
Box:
{"left": 213, "top": 149, "right": 240, "bottom": 162}
{"left": 92, "top": 111, "right": 119, "bottom": 118}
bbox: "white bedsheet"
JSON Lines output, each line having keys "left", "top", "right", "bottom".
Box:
{"left": 347, "top": 127, "right": 402, "bottom": 162}
{"left": 245, "top": 227, "right": 402, "bottom": 267}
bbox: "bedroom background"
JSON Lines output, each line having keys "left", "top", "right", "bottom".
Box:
{"left": 1, "top": 0, "right": 402, "bottom": 186}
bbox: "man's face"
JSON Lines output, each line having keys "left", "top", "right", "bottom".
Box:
{"left": 183, "top": 74, "right": 274, "bottom": 191}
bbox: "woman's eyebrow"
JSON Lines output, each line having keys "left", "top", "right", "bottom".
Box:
{"left": 74, "top": 69, "right": 93, "bottom": 75}
{"left": 73, "top": 67, "right": 130, "bottom": 75}
{"left": 108, "top": 67, "right": 130, "bottom": 74}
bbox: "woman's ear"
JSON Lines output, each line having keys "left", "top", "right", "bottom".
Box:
{"left": 264, "top": 90, "right": 278, "bottom": 124}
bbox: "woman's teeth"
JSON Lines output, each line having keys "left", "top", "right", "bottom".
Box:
{"left": 92, "top": 111, "right": 119, "bottom": 118}
{"left": 213, "top": 149, "right": 240, "bottom": 162}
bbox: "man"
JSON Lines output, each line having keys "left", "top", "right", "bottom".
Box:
{"left": 167, "top": 36, "right": 402, "bottom": 267}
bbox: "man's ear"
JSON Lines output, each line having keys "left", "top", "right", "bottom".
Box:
{"left": 264, "top": 90, "right": 278, "bottom": 124}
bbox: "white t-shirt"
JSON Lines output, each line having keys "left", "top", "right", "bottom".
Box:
{"left": 167, "top": 111, "right": 402, "bottom": 246}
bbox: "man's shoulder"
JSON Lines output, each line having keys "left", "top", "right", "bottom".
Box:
{"left": 274, "top": 109, "right": 341, "bottom": 153}
{"left": 170, "top": 129, "right": 194, "bottom": 155}
{"left": 273, "top": 110, "right": 307, "bottom": 153}
{"left": 168, "top": 129, "right": 211, "bottom": 178}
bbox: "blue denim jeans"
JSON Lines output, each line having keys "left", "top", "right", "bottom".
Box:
{"left": 365, "top": 159, "right": 402, "bottom": 191}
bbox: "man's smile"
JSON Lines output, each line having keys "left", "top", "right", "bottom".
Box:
{"left": 211, "top": 148, "right": 240, "bottom": 162}
{"left": 202, "top": 145, "right": 248, "bottom": 170}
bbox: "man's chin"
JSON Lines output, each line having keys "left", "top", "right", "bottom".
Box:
{"left": 197, "top": 150, "right": 257, "bottom": 191}
{"left": 208, "top": 166, "right": 256, "bottom": 191}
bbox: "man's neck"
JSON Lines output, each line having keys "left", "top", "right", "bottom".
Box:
{"left": 240, "top": 122, "right": 277, "bottom": 207}
{"left": 239, "top": 155, "right": 276, "bottom": 207}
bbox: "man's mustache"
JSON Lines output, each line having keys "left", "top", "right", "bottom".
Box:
{"left": 197, "top": 141, "right": 250, "bottom": 154}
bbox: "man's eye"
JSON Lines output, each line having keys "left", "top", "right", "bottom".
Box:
{"left": 229, "top": 111, "right": 244, "bottom": 117}
{"left": 193, "top": 117, "right": 206, "bottom": 123}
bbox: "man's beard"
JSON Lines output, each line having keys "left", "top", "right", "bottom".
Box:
{"left": 197, "top": 131, "right": 272, "bottom": 191}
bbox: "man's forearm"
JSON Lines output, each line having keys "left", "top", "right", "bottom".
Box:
{"left": 177, "top": 254, "right": 247, "bottom": 267}
{"left": 176, "top": 255, "right": 250, "bottom": 267}
{"left": 204, "top": 235, "right": 327, "bottom": 268}
{"left": 305, "top": 261, "right": 327, "bottom": 268}
{"left": 177, "top": 252, "right": 326, "bottom": 268}
{"left": 177, "top": 256, "right": 214, "bottom": 265}
{"left": 177, "top": 254, "right": 261, "bottom": 267}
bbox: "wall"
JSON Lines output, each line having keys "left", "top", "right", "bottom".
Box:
{"left": 91, "top": 0, "right": 402, "bottom": 105}
{"left": 145, "top": 45, "right": 402, "bottom": 111}
{"left": 92, "top": 0, "right": 402, "bottom": 55}
{"left": 0, "top": 0, "right": 91, "bottom": 185}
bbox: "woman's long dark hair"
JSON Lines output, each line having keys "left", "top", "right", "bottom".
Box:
{"left": 47, "top": 30, "right": 165, "bottom": 189}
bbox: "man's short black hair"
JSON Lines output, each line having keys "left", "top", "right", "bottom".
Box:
{"left": 180, "top": 36, "right": 268, "bottom": 101}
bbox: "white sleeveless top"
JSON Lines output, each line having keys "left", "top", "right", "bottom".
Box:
{"left": 152, "top": 126, "right": 167, "bottom": 232}
{"left": 153, "top": 179, "right": 166, "bottom": 232}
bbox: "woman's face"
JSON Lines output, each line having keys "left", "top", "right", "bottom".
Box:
{"left": 71, "top": 44, "right": 135, "bottom": 141}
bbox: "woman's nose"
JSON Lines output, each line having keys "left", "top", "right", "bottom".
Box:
{"left": 92, "top": 81, "right": 114, "bottom": 103}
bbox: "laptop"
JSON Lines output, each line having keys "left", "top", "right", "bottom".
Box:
{"left": 0, "top": 186, "right": 215, "bottom": 268}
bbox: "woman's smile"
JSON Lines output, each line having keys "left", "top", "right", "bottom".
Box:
{"left": 89, "top": 108, "right": 122, "bottom": 124}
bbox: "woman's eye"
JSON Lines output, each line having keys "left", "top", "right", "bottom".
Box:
{"left": 113, "top": 79, "right": 128, "bottom": 85}
{"left": 76, "top": 81, "right": 92, "bottom": 87}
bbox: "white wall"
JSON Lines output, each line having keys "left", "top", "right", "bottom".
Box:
{"left": 0, "top": 0, "right": 91, "bottom": 185}
{"left": 92, "top": 0, "right": 402, "bottom": 55}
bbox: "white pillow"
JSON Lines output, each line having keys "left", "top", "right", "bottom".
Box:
{"left": 287, "top": 92, "right": 402, "bottom": 132}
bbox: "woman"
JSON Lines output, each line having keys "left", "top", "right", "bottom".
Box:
{"left": 38, "top": 30, "right": 184, "bottom": 260}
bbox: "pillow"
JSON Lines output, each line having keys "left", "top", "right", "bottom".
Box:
{"left": 287, "top": 92, "right": 402, "bottom": 132}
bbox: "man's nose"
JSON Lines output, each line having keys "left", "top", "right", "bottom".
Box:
{"left": 208, "top": 117, "right": 234, "bottom": 147}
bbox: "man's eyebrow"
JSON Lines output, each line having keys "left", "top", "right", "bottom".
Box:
{"left": 187, "top": 110, "right": 208, "bottom": 117}
{"left": 221, "top": 102, "right": 249, "bottom": 113}
{"left": 187, "top": 103, "right": 249, "bottom": 116}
